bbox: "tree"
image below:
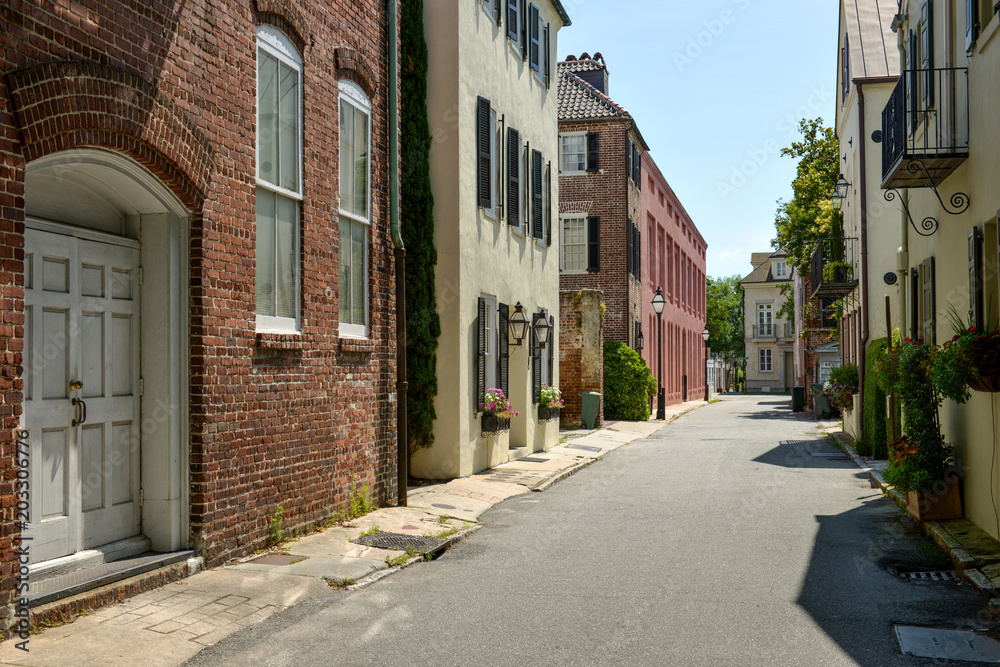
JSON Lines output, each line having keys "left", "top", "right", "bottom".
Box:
{"left": 773, "top": 118, "right": 842, "bottom": 274}
{"left": 706, "top": 275, "right": 744, "bottom": 391}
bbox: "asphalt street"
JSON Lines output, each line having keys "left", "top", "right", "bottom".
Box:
{"left": 185, "top": 396, "right": 995, "bottom": 666}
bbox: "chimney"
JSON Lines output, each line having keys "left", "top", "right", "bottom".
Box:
{"left": 574, "top": 52, "right": 609, "bottom": 96}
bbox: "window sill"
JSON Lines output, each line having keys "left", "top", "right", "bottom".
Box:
{"left": 338, "top": 336, "right": 375, "bottom": 354}
{"left": 255, "top": 332, "right": 313, "bottom": 350}
{"left": 561, "top": 269, "right": 588, "bottom": 275}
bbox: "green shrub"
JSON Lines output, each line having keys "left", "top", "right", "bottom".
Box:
{"left": 829, "top": 362, "right": 859, "bottom": 390}
{"left": 861, "top": 338, "right": 889, "bottom": 458}
{"left": 603, "top": 341, "right": 652, "bottom": 421}
{"left": 647, "top": 373, "right": 658, "bottom": 397}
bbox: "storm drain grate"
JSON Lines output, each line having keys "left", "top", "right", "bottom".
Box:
{"left": 901, "top": 570, "right": 958, "bottom": 581}
{"left": 352, "top": 532, "right": 446, "bottom": 552}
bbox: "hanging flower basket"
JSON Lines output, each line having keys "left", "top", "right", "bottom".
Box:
{"left": 970, "top": 368, "right": 1000, "bottom": 393}
{"left": 538, "top": 406, "right": 560, "bottom": 422}
{"left": 481, "top": 414, "right": 510, "bottom": 436}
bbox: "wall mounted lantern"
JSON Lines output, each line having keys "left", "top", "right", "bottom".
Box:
{"left": 531, "top": 312, "right": 551, "bottom": 353}
{"left": 508, "top": 302, "right": 530, "bottom": 347}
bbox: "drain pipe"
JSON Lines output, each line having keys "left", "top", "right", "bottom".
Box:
{"left": 857, "top": 85, "right": 870, "bottom": 439}
{"left": 388, "top": 0, "right": 408, "bottom": 506}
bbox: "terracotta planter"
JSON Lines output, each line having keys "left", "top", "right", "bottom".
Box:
{"left": 538, "top": 406, "right": 560, "bottom": 422}
{"left": 905, "top": 476, "right": 962, "bottom": 521}
{"left": 481, "top": 414, "right": 510, "bottom": 436}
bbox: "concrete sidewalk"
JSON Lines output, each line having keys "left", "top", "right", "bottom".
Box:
{"left": 0, "top": 401, "right": 706, "bottom": 666}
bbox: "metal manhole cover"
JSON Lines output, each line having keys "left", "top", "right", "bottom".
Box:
{"left": 250, "top": 554, "right": 307, "bottom": 566}
{"left": 519, "top": 457, "right": 549, "bottom": 463}
{"left": 901, "top": 570, "right": 958, "bottom": 581}
{"left": 568, "top": 444, "right": 602, "bottom": 453}
{"left": 896, "top": 625, "right": 1000, "bottom": 661}
{"left": 352, "top": 532, "right": 446, "bottom": 552}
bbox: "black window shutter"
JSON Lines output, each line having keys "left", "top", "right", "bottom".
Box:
{"left": 921, "top": 1, "right": 934, "bottom": 106}
{"left": 520, "top": 0, "right": 528, "bottom": 60}
{"left": 543, "top": 23, "right": 551, "bottom": 87}
{"left": 970, "top": 227, "right": 984, "bottom": 331}
{"left": 626, "top": 135, "right": 633, "bottom": 181}
{"left": 507, "top": 128, "right": 520, "bottom": 226}
{"left": 910, "top": 267, "right": 920, "bottom": 340}
{"left": 547, "top": 315, "right": 554, "bottom": 387}
{"left": 477, "top": 296, "right": 487, "bottom": 412}
{"left": 529, "top": 4, "right": 540, "bottom": 71}
{"left": 922, "top": 256, "right": 936, "bottom": 344}
{"left": 634, "top": 147, "right": 641, "bottom": 189}
{"left": 908, "top": 31, "right": 918, "bottom": 133}
{"left": 532, "top": 150, "right": 543, "bottom": 239}
{"left": 507, "top": 0, "right": 518, "bottom": 41}
{"left": 587, "top": 216, "right": 600, "bottom": 272}
{"left": 586, "top": 132, "right": 599, "bottom": 172}
{"left": 532, "top": 312, "right": 543, "bottom": 404}
{"left": 637, "top": 226, "right": 642, "bottom": 279}
{"left": 545, "top": 161, "right": 552, "bottom": 246}
{"left": 477, "top": 97, "right": 492, "bottom": 208}
{"left": 626, "top": 218, "right": 633, "bottom": 276}
{"left": 498, "top": 302, "right": 510, "bottom": 397}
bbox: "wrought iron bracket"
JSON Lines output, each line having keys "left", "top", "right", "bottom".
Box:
{"left": 883, "top": 159, "right": 970, "bottom": 238}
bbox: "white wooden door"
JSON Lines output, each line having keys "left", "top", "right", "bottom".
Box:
{"left": 23, "top": 227, "right": 141, "bottom": 563}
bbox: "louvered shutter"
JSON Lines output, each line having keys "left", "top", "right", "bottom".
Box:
{"left": 842, "top": 34, "right": 850, "bottom": 101}
{"left": 910, "top": 267, "right": 920, "bottom": 340}
{"left": 477, "top": 97, "right": 492, "bottom": 208}
{"left": 507, "top": 0, "right": 518, "bottom": 41}
{"left": 520, "top": 0, "right": 528, "bottom": 60}
{"left": 532, "top": 149, "right": 543, "bottom": 239}
{"left": 627, "top": 135, "right": 633, "bottom": 181}
{"left": 477, "top": 296, "right": 487, "bottom": 412}
{"left": 507, "top": 128, "right": 520, "bottom": 226}
{"left": 637, "top": 226, "right": 642, "bottom": 279}
{"left": 908, "top": 31, "right": 917, "bottom": 133}
{"left": 921, "top": 1, "right": 934, "bottom": 107}
{"left": 545, "top": 161, "right": 552, "bottom": 246}
{"left": 547, "top": 315, "right": 555, "bottom": 390}
{"left": 626, "top": 218, "right": 633, "bottom": 276}
{"left": 922, "top": 257, "right": 936, "bottom": 344}
{"left": 498, "top": 302, "right": 510, "bottom": 397}
{"left": 586, "top": 132, "right": 599, "bottom": 172}
{"left": 532, "top": 311, "right": 543, "bottom": 404}
{"left": 970, "top": 226, "right": 984, "bottom": 331}
{"left": 587, "top": 216, "right": 600, "bottom": 272}
{"left": 529, "top": 4, "right": 540, "bottom": 71}
{"left": 543, "top": 23, "right": 551, "bottom": 87}
{"left": 634, "top": 147, "right": 641, "bottom": 190}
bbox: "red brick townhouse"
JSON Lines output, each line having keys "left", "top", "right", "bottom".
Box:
{"left": 640, "top": 154, "right": 707, "bottom": 408}
{"left": 0, "top": 0, "right": 400, "bottom": 616}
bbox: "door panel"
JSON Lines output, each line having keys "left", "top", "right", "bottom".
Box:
{"left": 24, "top": 227, "right": 141, "bottom": 562}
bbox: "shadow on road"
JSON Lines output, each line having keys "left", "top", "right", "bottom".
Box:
{"left": 753, "top": 439, "right": 857, "bottom": 469}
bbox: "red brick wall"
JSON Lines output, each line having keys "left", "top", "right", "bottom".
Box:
{"left": 558, "top": 290, "right": 604, "bottom": 428}
{"left": 0, "top": 0, "right": 398, "bottom": 598}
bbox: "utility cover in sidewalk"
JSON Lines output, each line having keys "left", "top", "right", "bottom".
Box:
{"left": 352, "top": 532, "right": 446, "bottom": 552}
{"left": 568, "top": 444, "right": 602, "bottom": 453}
{"left": 895, "top": 625, "right": 1000, "bottom": 662}
{"left": 250, "top": 554, "right": 307, "bottom": 566}
{"left": 519, "top": 457, "right": 549, "bottom": 463}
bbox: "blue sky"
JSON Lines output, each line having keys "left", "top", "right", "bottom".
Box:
{"left": 557, "top": 0, "right": 840, "bottom": 280}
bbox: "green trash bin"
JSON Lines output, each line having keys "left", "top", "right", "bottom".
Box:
{"left": 579, "top": 391, "right": 602, "bottom": 429}
{"left": 811, "top": 383, "right": 835, "bottom": 419}
{"left": 792, "top": 386, "right": 805, "bottom": 412}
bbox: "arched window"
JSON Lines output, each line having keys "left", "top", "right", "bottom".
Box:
{"left": 255, "top": 25, "right": 302, "bottom": 331}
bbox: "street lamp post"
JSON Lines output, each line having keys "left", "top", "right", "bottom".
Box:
{"left": 702, "top": 327, "right": 710, "bottom": 402}
{"left": 652, "top": 287, "right": 666, "bottom": 420}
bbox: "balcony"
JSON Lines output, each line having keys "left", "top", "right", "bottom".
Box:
{"left": 881, "top": 68, "right": 968, "bottom": 189}
{"left": 751, "top": 323, "right": 792, "bottom": 340}
{"left": 810, "top": 237, "right": 858, "bottom": 300}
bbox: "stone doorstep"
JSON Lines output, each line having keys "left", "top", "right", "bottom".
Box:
{"left": 10, "top": 560, "right": 199, "bottom": 641}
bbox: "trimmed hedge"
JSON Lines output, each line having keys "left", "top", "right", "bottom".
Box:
{"left": 861, "top": 337, "right": 889, "bottom": 459}
{"left": 603, "top": 341, "right": 652, "bottom": 421}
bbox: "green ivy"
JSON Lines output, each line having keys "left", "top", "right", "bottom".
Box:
{"left": 401, "top": 0, "right": 441, "bottom": 453}
{"left": 603, "top": 341, "right": 652, "bottom": 421}
{"left": 861, "top": 338, "right": 889, "bottom": 458}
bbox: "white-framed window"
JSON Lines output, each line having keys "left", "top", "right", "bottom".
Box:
{"left": 772, "top": 260, "right": 787, "bottom": 279}
{"left": 759, "top": 348, "right": 773, "bottom": 373}
{"left": 482, "top": 0, "right": 500, "bottom": 24}
{"left": 483, "top": 293, "right": 498, "bottom": 389}
{"left": 757, "top": 303, "right": 773, "bottom": 337}
{"left": 560, "top": 134, "right": 586, "bottom": 174}
{"left": 338, "top": 80, "right": 371, "bottom": 338}
{"left": 255, "top": 25, "right": 303, "bottom": 333}
{"left": 506, "top": 0, "right": 522, "bottom": 53}
{"left": 560, "top": 215, "right": 587, "bottom": 272}
{"left": 485, "top": 107, "right": 500, "bottom": 220}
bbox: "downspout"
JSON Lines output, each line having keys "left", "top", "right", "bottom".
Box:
{"left": 858, "top": 84, "right": 870, "bottom": 441}
{"left": 388, "top": 0, "right": 407, "bottom": 506}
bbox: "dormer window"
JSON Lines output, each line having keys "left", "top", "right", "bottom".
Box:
{"left": 773, "top": 260, "right": 788, "bottom": 279}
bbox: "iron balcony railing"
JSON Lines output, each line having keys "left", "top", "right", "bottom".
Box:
{"left": 751, "top": 323, "right": 792, "bottom": 340}
{"left": 882, "top": 68, "right": 968, "bottom": 189}
{"left": 810, "top": 237, "right": 859, "bottom": 300}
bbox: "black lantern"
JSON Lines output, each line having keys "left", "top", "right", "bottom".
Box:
{"left": 830, "top": 174, "right": 851, "bottom": 211}
{"left": 508, "top": 302, "right": 530, "bottom": 347}
{"left": 532, "top": 312, "right": 551, "bottom": 353}
{"left": 636, "top": 326, "right": 644, "bottom": 352}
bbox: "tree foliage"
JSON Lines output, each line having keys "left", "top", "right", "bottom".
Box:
{"left": 706, "top": 275, "right": 744, "bottom": 392}
{"left": 401, "top": 0, "right": 441, "bottom": 453}
{"left": 773, "top": 118, "right": 843, "bottom": 273}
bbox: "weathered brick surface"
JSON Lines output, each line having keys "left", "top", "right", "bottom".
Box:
{"left": 0, "top": 0, "right": 398, "bottom": 606}
{"left": 558, "top": 290, "right": 604, "bottom": 428}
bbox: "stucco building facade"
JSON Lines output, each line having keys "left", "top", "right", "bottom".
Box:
{"left": 742, "top": 251, "right": 796, "bottom": 393}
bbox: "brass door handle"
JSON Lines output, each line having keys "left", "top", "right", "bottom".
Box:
{"left": 69, "top": 380, "right": 83, "bottom": 391}
{"left": 72, "top": 397, "right": 87, "bottom": 427}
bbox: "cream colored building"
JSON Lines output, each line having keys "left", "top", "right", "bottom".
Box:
{"left": 867, "top": 0, "right": 1000, "bottom": 536}
{"left": 831, "top": 0, "right": 900, "bottom": 436}
{"left": 741, "top": 250, "right": 795, "bottom": 393}
{"left": 413, "top": 0, "right": 571, "bottom": 478}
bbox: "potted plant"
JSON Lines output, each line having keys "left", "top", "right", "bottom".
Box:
{"left": 482, "top": 388, "right": 517, "bottom": 435}
{"left": 934, "top": 313, "right": 1000, "bottom": 402}
{"left": 538, "top": 385, "right": 565, "bottom": 421}
{"left": 823, "top": 363, "right": 858, "bottom": 414}
{"left": 882, "top": 339, "right": 960, "bottom": 520}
